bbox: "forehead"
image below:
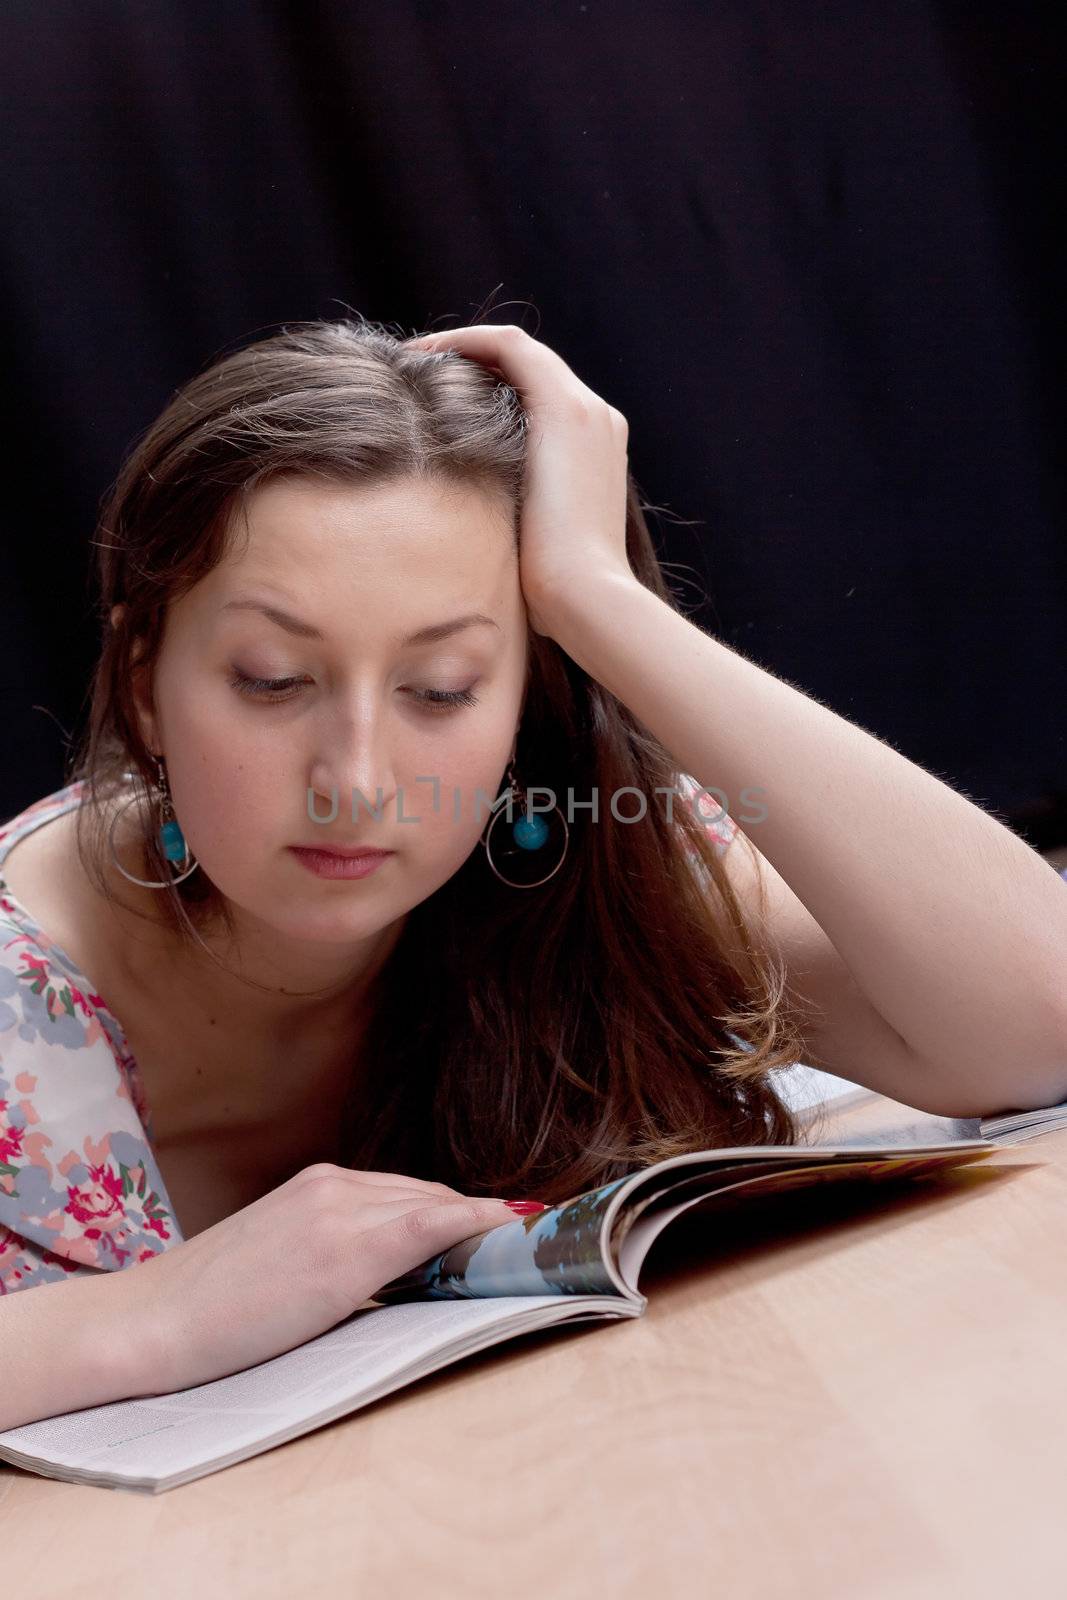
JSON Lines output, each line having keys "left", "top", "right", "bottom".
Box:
{"left": 235, "top": 473, "right": 514, "bottom": 562}
{"left": 206, "top": 473, "right": 517, "bottom": 606}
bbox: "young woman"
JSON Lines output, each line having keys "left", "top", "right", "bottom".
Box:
{"left": 1, "top": 316, "right": 1064, "bottom": 1430}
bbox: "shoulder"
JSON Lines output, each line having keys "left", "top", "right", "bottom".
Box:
{"left": 0, "top": 780, "right": 88, "bottom": 863}
{"left": 0, "top": 914, "right": 178, "bottom": 1288}
{"left": 0, "top": 787, "right": 94, "bottom": 969}
{"left": 0, "top": 908, "right": 109, "bottom": 1045}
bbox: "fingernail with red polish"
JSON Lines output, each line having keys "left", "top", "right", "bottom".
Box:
{"left": 504, "top": 1200, "right": 550, "bottom": 1214}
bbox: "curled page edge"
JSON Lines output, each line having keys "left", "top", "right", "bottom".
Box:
{"left": 610, "top": 1144, "right": 1002, "bottom": 1294}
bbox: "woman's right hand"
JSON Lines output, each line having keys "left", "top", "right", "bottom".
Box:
{"left": 114, "top": 1166, "right": 525, "bottom": 1397}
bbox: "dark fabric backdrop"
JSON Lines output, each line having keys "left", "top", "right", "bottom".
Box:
{"left": 1, "top": 2, "right": 1062, "bottom": 842}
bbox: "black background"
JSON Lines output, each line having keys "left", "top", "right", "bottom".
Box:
{"left": 1, "top": 2, "right": 1062, "bottom": 842}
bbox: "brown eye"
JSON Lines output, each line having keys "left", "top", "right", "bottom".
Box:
{"left": 412, "top": 687, "right": 481, "bottom": 711}
{"left": 229, "top": 668, "right": 306, "bottom": 701}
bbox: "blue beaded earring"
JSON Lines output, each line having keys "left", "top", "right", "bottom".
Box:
{"left": 154, "top": 755, "right": 192, "bottom": 866}
{"left": 480, "top": 759, "right": 569, "bottom": 888}
{"left": 108, "top": 755, "right": 200, "bottom": 889}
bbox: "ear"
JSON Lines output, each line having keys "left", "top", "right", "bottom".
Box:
{"left": 124, "top": 624, "right": 160, "bottom": 756}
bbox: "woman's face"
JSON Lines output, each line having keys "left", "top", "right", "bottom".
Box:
{"left": 123, "top": 473, "right": 530, "bottom": 948}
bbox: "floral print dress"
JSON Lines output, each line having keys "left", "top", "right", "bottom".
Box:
{"left": 0, "top": 774, "right": 738, "bottom": 1296}
{"left": 0, "top": 783, "right": 182, "bottom": 1294}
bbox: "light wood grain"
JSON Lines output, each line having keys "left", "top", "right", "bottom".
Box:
{"left": 2, "top": 1117, "right": 1064, "bottom": 1600}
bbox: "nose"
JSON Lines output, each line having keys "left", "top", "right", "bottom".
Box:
{"left": 307, "top": 694, "right": 398, "bottom": 830}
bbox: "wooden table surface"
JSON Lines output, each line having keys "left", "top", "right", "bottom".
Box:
{"left": 3, "top": 1099, "right": 1065, "bottom": 1600}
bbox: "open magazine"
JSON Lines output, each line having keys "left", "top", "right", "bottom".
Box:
{"left": 978, "top": 1102, "right": 1067, "bottom": 1143}
{"left": 0, "top": 1132, "right": 1006, "bottom": 1493}
{"left": 773, "top": 1061, "right": 1067, "bottom": 1148}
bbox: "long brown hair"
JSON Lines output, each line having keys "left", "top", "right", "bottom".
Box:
{"left": 68, "top": 313, "right": 809, "bottom": 1202}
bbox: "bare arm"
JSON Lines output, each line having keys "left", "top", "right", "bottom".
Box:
{"left": 0, "top": 1166, "right": 525, "bottom": 1432}
{"left": 545, "top": 571, "right": 1067, "bottom": 1117}
{"left": 0, "top": 1267, "right": 158, "bottom": 1432}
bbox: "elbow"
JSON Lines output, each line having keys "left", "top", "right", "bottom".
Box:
{"left": 979, "top": 1069, "right": 1067, "bottom": 1120}
{"left": 916, "top": 988, "right": 1067, "bottom": 1119}
{"left": 907, "top": 1055, "right": 1067, "bottom": 1121}
{"left": 991, "top": 1000, "right": 1067, "bottom": 1115}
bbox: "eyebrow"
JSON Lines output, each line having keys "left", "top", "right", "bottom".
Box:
{"left": 220, "top": 597, "right": 501, "bottom": 648}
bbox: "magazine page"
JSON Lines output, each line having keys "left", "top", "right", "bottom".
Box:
{"left": 373, "top": 1176, "right": 632, "bottom": 1302}
{"left": 611, "top": 1145, "right": 1002, "bottom": 1292}
{"left": 979, "top": 1099, "right": 1067, "bottom": 1144}
{"left": 0, "top": 1141, "right": 1001, "bottom": 1492}
{"left": 373, "top": 1139, "right": 999, "bottom": 1307}
{"left": 803, "top": 1103, "right": 984, "bottom": 1148}
{"left": 372, "top": 1152, "right": 859, "bottom": 1307}
{"left": 0, "top": 1291, "right": 639, "bottom": 1494}
{"left": 772, "top": 1062, "right": 875, "bottom": 1122}
{"left": 797, "top": 1077, "right": 1067, "bottom": 1147}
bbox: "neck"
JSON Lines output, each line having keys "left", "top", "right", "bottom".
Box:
{"left": 103, "top": 785, "right": 406, "bottom": 1036}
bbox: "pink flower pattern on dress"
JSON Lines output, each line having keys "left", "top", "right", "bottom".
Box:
{"left": 0, "top": 783, "right": 179, "bottom": 1292}
{"left": 673, "top": 772, "right": 738, "bottom": 857}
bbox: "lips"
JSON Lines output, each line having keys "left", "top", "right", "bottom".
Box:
{"left": 291, "top": 844, "right": 394, "bottom": 859}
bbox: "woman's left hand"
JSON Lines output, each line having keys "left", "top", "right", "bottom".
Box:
{"left": 404, "top": 324, "right": 635, "bottom": 639}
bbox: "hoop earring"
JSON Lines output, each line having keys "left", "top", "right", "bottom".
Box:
{"left": 479, "top": 759, "right": 569, "bottom": 888}
{"left": 108, "top": 755, "right": 200, "bottom": 889}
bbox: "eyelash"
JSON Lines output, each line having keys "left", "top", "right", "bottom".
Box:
{"left": 227, "top": 668, "right": 481, "bottom": 713}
